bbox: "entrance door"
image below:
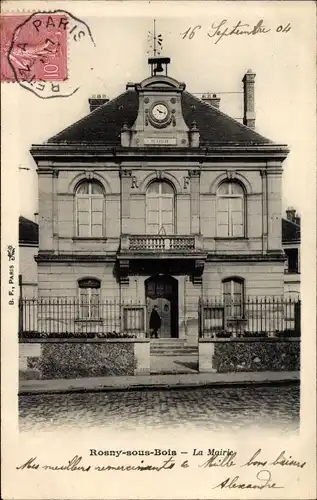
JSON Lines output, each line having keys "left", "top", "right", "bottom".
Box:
{"left": 145, "top": 275, "right": 178, "bottom": 338}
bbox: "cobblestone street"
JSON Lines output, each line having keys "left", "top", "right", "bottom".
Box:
{"left": 19, "top": 382, "right": 299, "bottom": 433}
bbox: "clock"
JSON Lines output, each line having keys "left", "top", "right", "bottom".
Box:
{"left": 148, "top": 102, "right": 171, "bottom": 128}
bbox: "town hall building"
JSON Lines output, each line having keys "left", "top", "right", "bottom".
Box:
{"left": 30, "top": 56, "right": 290, "bottom": 343}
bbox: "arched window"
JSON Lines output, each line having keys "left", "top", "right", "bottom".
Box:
{"left": 222, "top": 277, "right": 244, "bottom": 318}
{"left": 76, "top": 180, "right": 104, "bottom": 237}
{"left": 217, "top": 181, "right": 245, "bottom": 237}
{"left": 146, "top": 181, "right": 175, "bottom": 235}
{"left": 78, "top": 278, "right": 101, "bottom": 319}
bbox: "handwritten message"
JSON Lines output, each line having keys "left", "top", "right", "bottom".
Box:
{"left": 16, "top": 448, "right": 306, "bottom": 491}
{"left": 181, "top": 20, "right": 292, "bottom": 44}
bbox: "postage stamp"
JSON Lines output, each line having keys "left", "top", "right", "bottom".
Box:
{"left": 1, "top": 10, "right": 95, "bottom": 98}
{"left": 1, "top": 13, "right": 68, "bottom": 82}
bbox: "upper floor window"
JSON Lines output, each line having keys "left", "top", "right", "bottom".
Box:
{"left": 222, "top": 277, "right": 245, "bottom": 318}
{"left": 76, "top": 180, "right": 104, "bottom": 237}
{"left": 146, "top": 181, "right": 175, "bottom": 235}
{"left": 217, "top": 181, "right": 245, "bottom": 238}
{"left": 78, "top": 278, "right": 101, "bottom": 319}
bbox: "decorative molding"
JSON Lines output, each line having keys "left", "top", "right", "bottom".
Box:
{"left": 139, "top": 171, "right": 182, "bottom": 193}
{"left": 118, "top": 259, "right": 130, "bottom": 285}
{"left": 188, "top": 169, "right": 201, "bottom": 178}
{"left": 226, "top": 170, "right": 236, "bottom": 180}
{"left": 209, "top": 172, "right": 252, "bottom": 195}
{"left": 206, "top": 252, "right": 285, "bottom": 262}
{"left": 119, "top": 169, "right": 132, "bottom": 178}
{"left": 68, "top": 171, "right": 111, "bottom": 194}
{"left": 183, "top": 176, "right": 190, "bottom": 189}
{"left": 192, "top": 259, "right": 205, "bottom": 286}
{"left": 35, "top": 252, "right": 116, "bottom": 263}
{"left": 131, "top": 175, "right": 139, "bottom": 189}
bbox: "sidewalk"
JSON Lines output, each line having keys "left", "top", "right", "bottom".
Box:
{"left": 19, "top": 371, "right": 299, "bottom": 395}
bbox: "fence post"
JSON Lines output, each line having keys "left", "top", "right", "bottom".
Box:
{"left": 18, "top": 298, "right": 23, "bottom": 336}
{"left": 295, "top": 299, "right": 301, "bottom": 337}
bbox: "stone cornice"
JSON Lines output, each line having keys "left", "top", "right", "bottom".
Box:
{"left": 35, "top": 253, "right": 117, "bottom": 263}
{"left": 30, "top": 144, "right": 290, "bottom": 163}
{"left": 206, "top": 252, "right": 285, "bottom": 262}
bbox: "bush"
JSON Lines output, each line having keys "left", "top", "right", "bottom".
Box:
{"left": 276, "top": 329, "right": 300, "bottom": 338}
{"left": 20, "top": 330, "right": 137, "bottom": 339}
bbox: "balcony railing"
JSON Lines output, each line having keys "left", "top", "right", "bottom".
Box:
{"left": 121, "top": 234, "right": 202, "bottom": 252}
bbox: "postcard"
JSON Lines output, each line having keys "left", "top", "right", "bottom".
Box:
{"left": 1, "top": 1, "right": 316, "bottom": 499}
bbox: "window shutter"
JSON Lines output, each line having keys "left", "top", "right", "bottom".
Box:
{"left": 77, "top": 197, "right": 90, "bottom": 237}
{"left": 217, "top": 198, "right": 229, "bottom": 237}
{"left": 231, "top": 198, "right": 244, "bottom": 237}
{"left": 91, "top": 197, "right": 104, "bottom": 237}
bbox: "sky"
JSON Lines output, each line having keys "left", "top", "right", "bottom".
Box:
{"left": 2, "top": 1, "right": 316, "bottom": 221}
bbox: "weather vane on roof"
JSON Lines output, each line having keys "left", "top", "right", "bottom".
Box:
{"left": 147, "top": 19, "right": 163, "bottom": 57}
{"left": 147, "top": 19, "right": 170, "bottom": 76}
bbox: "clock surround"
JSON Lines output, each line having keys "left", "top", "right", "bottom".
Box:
{"left": 148, "top": 101, "right": 172, "bottom": 128}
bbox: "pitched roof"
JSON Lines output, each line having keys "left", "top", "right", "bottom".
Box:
{"left": 47, "top": 88, "right": 272, "bottom": 146}
{"left": 282, "top": 218, "right": 301, "bottom": 243}
{"left": 19, "top": 216, "right": 39, "bottom": 245}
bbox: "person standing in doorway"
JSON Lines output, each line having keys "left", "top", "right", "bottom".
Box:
{"left": 149, "top": 305, "right": 161, "bottom": 338}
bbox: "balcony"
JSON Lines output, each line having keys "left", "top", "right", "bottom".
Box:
{"left": 118, "top": 234, "right": 206, "bottom": 285}
{"left": 120, "top": 234, "right": 203, "bottom": 253}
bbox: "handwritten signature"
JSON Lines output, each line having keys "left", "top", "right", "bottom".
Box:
{"left": 213, "top": 469, "right": 283, "bottom": 490}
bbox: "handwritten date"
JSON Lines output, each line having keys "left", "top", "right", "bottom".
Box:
{"left": 181, "top": 20, "right": 291, "bottom": 44}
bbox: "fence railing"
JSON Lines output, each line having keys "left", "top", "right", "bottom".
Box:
{"left": 19, "top": 296, "right": 301, "bottom": 340}
{"left": 199, "top": 296, "right": 301, "bottom": 338}
{"left": 19, "top": 298, "right": 146, "bottom": 338}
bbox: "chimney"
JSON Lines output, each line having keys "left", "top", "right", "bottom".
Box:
{"left": 126, "top": 82, "right": 135, "bottom": 90}
{"left": 286, "top": 206, "right": 296, "bottom": 222}
{"left": 242, "top": 69, "right": 256, "bottom": 129}
{"left": 294, "top": 214, "right": 301, "bottom": 226}
{"left": 202, "top": 92, "right": 221, "bottom": 109}
{"left": 34, "top": 212, "right": 39, "bottom": 224}
{"left": 189, "top": 121, "right": 200, "bottom": 147}
{"left": 88, "top": 94, "right": 109, "bottom": 112}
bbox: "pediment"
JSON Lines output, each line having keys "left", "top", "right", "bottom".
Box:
{"left": 137, "top": 75, "right": 186, "bottom": 92}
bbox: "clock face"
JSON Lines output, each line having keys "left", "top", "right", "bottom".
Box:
{"left": 151, "top": 103, "right": 169, "bottom": 122}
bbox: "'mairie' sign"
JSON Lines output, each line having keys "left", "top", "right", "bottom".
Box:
{"left": 144, "top": 137, "right": 177, "bottom": 145}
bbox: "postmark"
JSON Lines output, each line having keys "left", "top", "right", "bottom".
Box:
{"left": 3, "top": 10, "right": 95, "bottom": 98}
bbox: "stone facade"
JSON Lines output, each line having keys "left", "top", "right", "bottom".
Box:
{"left": 30, "top": 59, "right": 289, "bottom": 342}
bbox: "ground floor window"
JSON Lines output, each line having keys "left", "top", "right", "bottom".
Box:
{"left": 222, "top": 277, "right": 244, "bottom": 318}
{"left": 78, "top": 278, "right": 101, "bottom": 319}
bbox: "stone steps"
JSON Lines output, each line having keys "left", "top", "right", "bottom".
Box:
{"left": 150, "top": 340, "right": 198, "bottom": 356}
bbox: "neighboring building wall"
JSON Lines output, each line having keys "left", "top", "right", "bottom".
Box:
{"left": 19, "top": 216, "right": 39, "bottom": 298}
{"left": 282, "top": 208, "right": 301, "bottom": 298}
{"left": 19, "top": 245, "right": 38, "bottom": 298}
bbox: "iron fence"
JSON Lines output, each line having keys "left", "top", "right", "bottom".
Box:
{"left": 19, "top": 296, "right": 301, "bottom": 339}
{"left": 199, "top": 296, "right": 301, "bottom": 338}
{"left": 19, "top": 298, "right": 146, "bottom": 338}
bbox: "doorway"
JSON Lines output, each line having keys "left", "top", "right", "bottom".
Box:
{"left": 145, "top": 274, "right": 178, "bottom": 338}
